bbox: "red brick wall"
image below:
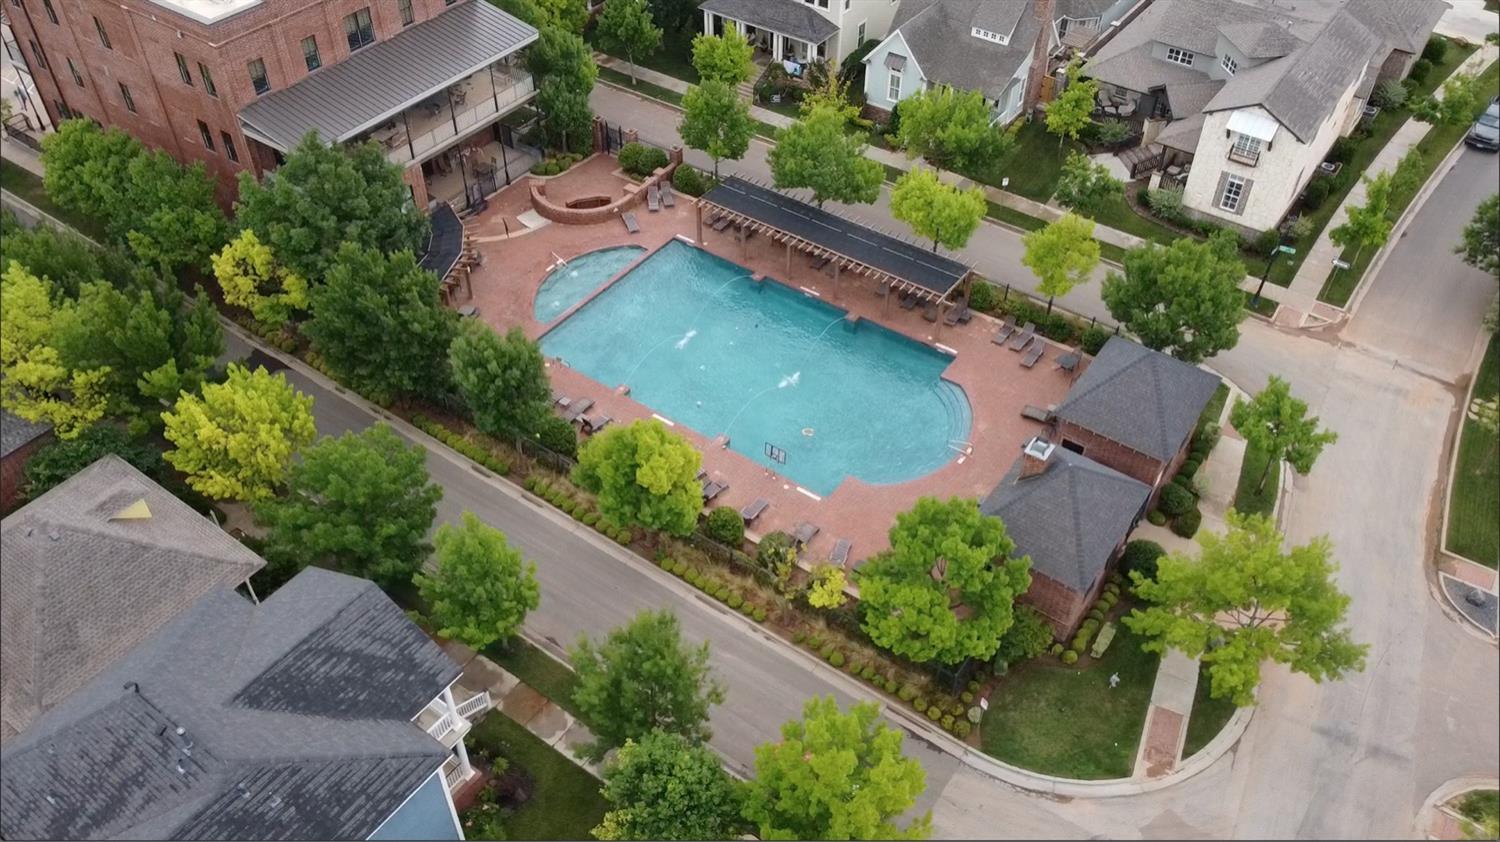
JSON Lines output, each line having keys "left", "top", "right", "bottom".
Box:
{"left": 11, "top": 0, "right": 464, "bottom": 201}
{"left": 1023, "top": 570, "right": 1105, "bottom": 639}
{"left": 1, "top": 434, "right": 52, "bottom": 514}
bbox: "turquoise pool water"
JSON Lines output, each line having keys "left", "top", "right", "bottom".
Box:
{"left": 533, "top": 245, "right": 646, "bottom": 323}
{"left": 540, "top": 240, "right": 971, "bottom": 495}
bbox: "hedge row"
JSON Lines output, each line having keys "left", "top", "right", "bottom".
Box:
{"left": 410, "top": 414, "right": 510, "bottom": 476}
{"left": 234, "top": 315, "right": 297, "bottom": 353}
{"left": 791, "top": 630, "right": 977, "bottom": 741}
{"left": 523, "top": 474, "right": 634, "bottom": 546}
{"left": 656, "top": 554, "right": 770, "bottom": 623}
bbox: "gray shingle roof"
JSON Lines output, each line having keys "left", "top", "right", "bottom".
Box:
{"left": 0, "top": 568, "right": 459, "bottom": 841}
{"left": 238, "top": 0, "right": 537, "bottom": 152}
{"left": 700, "top": 0, "right": 838, "bottom": 44}
{"left": 980, "top": 444, "right": 1151, "bottom": 592}
{"left": 1345, "top": 0, "right": 1447, "bottom": 54}
{"left": 0, "top": 456, "right": 264, "bottom": 743}
{"left": 0, "top": 411, "right": 51, "bottom": 458}
{"left": 1053, "top": 337, "right": 1221, "bottom": 463}
{"left": 1219, "top": 20, "right": 1302, "bottom": 58}
{"left": 883, "top": 0, "right": 1041, "bottom": 102}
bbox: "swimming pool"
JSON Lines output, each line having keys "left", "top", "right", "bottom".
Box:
{"left": 533, "top": 245, "right": 646, "bottom": 323}
{"left": 540, "top": 240, "right": 971, "bottom": 496}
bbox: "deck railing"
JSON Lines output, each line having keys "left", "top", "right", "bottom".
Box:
{"left": 455, "top": 690, "right": 492, "bottom": 720}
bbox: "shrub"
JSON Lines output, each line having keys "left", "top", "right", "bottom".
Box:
{"left": 967, "top": 280, "right": 998, "bottom": 312}
{"left": 793, "top": 630, "right": 807, "bottom": 644}
{"left": 912, "top": 696, "right": 927, "bottom": 712}
{"left": 582, "top": 511, "right": 600, "bottom": 526}
{"left": 1081, "top": 325, "right": 1112, "bottom": 356}
{"left": 845, "top": 659, "right": 861, "bottom": 674}
{"left": 960, "top": 691, "right": 974, "bottom": 704}
{"left": 1171, "top": 473, "right": 1197, "bottom": 496}
{"left": 1061, "top": 650, "right": 1079, "bottom": 665}
{"left": 807, "top": 635, "right": 824, "bottom": 650}
{"left": 617, "top": 142, "right": 669, "bottom": 178}
{"left": 827, "top": 650, "right": 845, "bottom": 667}
{"left": 739, "top": 602, "right": 754, "bottom": 616}
{"left": 758, "top": 531, "right": 796, "bottom": 569}
{"left": 1421, "top": 36, "right": 1447, "bottom": 64}
{"left": 1372, "top": 79, "right": 1408, "bottom": 110}
{"left": 1159, "top": 482, "right": 1197, "bottom": 517}
{"left": 1088, "top": 609, "right": 1105, "bottom": 623}
{"left": 1178, "top": 459, "right": 1201, "bottom": 480}
{"left": 883, "top": 678, "right": 899, "bottom": 693}
{"left": 898, "top": 683, "right": 918, "bottom": 701}
{"left": 752, "top": 607, "right": 767, "bottom": 622}
{"left": 1145, "top": 185, "right": 1186, "bottom": 219}
{"left": 1194, "top": 422, "right": 1221, "bottom": 453}
{"left": 615, "top": 529, "right": 631, "bottom": 545}
{"left": 941, "top": 714, "right": 956, "bottom": 730}
{"left": 1081, "top": 618, "right": 1099, "bottom": 633}
{"left": 1172, "top": 507, "right": 1203, "bottom": 538}
{"left": 704, "top": 506, "right": 746, "bottom": 546}
{"left": 727, "top": 593, "right": 744, "bottom": 609}
{"left": 927, "top": 706, "right": 943, "bottom": 721}
{"left": 954, "top": 720, "right": 972, "bottom": 739}
{"left": 1050, "top": 643, "right": 1064, "bottom": 656}
{"left": 1147, "top": 508, "right": 1168, "bottom": 526}
{"left": 1252, "top": 228, "right": 1281, "bottom": 256}
{"left": 1301, "top": 178, "right": 1332, "bottom": 211}
{"left": 1104, "top": 583, "right": 1121, "bottom": 597}
{"left": 672, "top": 164, "right": 713, "bottom": 197}
{"left": 715, "top": 584, "right": 732, "bottom": 601}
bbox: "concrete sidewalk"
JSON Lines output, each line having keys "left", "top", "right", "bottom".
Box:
{"left": 1133, "top": 649, "right": 1202, "bottom": 779}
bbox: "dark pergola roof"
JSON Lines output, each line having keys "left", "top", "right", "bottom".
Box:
{"left": 699, "top": 176, "right": 971, "bottom": 302}
{"left": 418, "top": 202, "right": 463, "bottom": 279}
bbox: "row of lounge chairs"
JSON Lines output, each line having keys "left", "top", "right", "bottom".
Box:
{"left": 990, "top": 316, "right": 1046, "bottom": 366}
{"left": 645, "top": 183, "right": 677, "bottom": 213}
{"left": 553, "top": 394, "right": 612, "bottom": 434}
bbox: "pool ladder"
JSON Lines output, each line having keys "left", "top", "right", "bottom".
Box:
{"left": 948, "top": 440, "right": 973, "bottom": 455}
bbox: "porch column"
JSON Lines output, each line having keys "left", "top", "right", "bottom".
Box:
{"left": 442, "top": 686, "right": 458, "bottom": 714}
{"left": 703, "top": 9, "right": 712, "bottom": 34}
{"left": 772, "top": 32, "right": 783, "bottom": 62}
{"left": 454, "top": 739, "right": 474, "bottom": 779}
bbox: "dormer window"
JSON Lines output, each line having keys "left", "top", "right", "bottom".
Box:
{"left": 1221, "top": 54, "right": 1238, "bottom": 76}
{"left": 971, "top": 26, "right": 1009, "bottom": 45}
{"left": 1165, "top": 46, "right": 1194, "bottom": 66}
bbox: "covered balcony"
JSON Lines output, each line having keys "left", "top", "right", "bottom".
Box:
{"left": 238, "top": 0, "right": 537, "bottom": 172}
{"left": 700, "top": 0, "right": 835, "bottom": 67}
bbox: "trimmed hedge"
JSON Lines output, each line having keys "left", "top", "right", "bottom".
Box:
{"left": 410, "top": 415, "right": 510, "bottom": 475}
{"left": 1172, "top": 508, "right": 1203, "bottom": 538}
{"left": 1159, "top": 482, "right": 1197, "bottom": 517}
{"left": 1120, "top": 539, "right": 1165, "bottom": 581}
{"left": 1147, "top": 509, "right": 1168, "bottom": 526}
{"left": 671, "top": 164, "right": 714, "bottom": 197}
{"left": 1061, "top": 649, "right": 1079, "bottom": 665}
{"left": 618, "top": 143, "right": 669, "bottom": 178}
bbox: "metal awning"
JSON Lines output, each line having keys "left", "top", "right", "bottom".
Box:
{"left": 238, "top": 0, "right": 536, "bottom": 153}
{"left": 700, "top": 177, "right": 971, "bottom": 302}
{"left": 1226, "top": 109, "right": 1279, "bottom": 143}
{"left": 884, "top": 53, "right": 907, "bottom": 71}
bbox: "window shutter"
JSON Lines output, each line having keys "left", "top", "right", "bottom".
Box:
{"left": 1235, "top": 177, "right": 1253, "bottom": 215}
{"left": 1214, "top": 171, "right": 1230, "bottom": 207}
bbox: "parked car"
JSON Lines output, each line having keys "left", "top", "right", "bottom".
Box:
{"left": 1465, "top": 96, "right": 1500, "bottom": 152}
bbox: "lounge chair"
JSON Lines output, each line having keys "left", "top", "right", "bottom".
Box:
{"left": 708, "top": 212, "right": 725, "bottom": 226}
{"left": 554, "top": 393, "right": 573, "bottom": 408}
{"left": 563, "top": 397, "right": 594, "bottom": 422}
{"left": 1008, "top": 322, "right": 1036, "bottom": 351}
{"left": 696, "top": 468, "right": 708, "bottom": 481}
{"left": 647, "top": 184, "right": 661, "bottom": 212}
{"left": 622, "top": 212, "right": 640, "bottom": 234}
{"left": 899, "top": 291, "right": 919, "bottom": 311}
{"left": 943, "top": 300, "right": 970, "bottom": 326}
{"left": 702, "top": 481, "right": 727, "bottom": 502}
{"left": 1020, "top": 404, "right": 1052, "bottom": 423}
{"left": 1055, "top": 352, "right": 1081, "bottom": 372}
{"left": 660, "top": 182, "right": 676, "bottom": 208}
{"left": 1021, "top": 339, "right": 1046, "bottom": 368}
{"left": 740, "top": 497, "right": 769, "bottom": 522}
{"left": 457, "top": 304, "right": 479, "bottom": 318}
{"left": 810, "top": 254, "right": 832, "bottom": 271}
{"left": 712, "top": 215, "right": 733, "bottom": 232}
{"left": 991, "top": 315, "right": 1017, "bottom": 345}
{"left": 830, "top": 539, "right": 851, "bottom": 566}
{"left": 792, "top": 521, "right": 820, "bottom": 546}
{"left": 583, "top": 415, "right": 613, "bottom": 434}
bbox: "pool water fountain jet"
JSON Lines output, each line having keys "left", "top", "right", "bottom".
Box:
{"left": 618, "top": 274, "right": 756, "bottom": 386}
{"left": 721, "top": 372, "right": 801, "bottom": 437}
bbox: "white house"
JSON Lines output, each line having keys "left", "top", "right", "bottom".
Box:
{"left": 1086, "top": 0, "right": 1444, "bottom": 234}
{"left": 699, "top": 0, "right": 899, "bottom": 66}
{"left": 860, "top": 0, "right": 1136, "bottom": 126}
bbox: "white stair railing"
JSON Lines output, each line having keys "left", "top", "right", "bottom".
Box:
{"left": 455, "top": 691, "right": 492, "bottom": 720}
{"left": 426, "top": 710, "right": 458, "bottom": 739}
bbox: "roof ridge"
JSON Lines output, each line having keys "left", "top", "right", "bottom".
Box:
{"left": 1062, "top": 467, "right": 1093, "bottom": 589}
{"left": 1144, "top": 355, "right": 1175, "bottom": 460}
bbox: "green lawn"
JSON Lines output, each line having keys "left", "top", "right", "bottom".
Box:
{"left": 484, "top": 636, "right": 585, "bottom": 718}
{"left": 985, "top": 200, "right": 1047, "bottom": 233}
{"left": 980, "top": 627, "right": 1160, "bottom": 779}
{"left": 1456, "top": 790, "right": 1499, "bottom": 836}
{"left": 1234, "top": 441, "right": 1279, "bottom": 517}
{"left": 465, "top": 713, "right": 609, "bottom": 841}
{"left": 1320, "top": 59, "right": 1500, "bottom": 306}
{"left": 0, "top": 158, "right": 108, "bottom": 240}
{"left": 1092, "top": 195, "right": 1182, "bottom": 248}
{"left": 592, "top": 29, "right": 700, "bottom": 86}
{"left": 1447, "top": 333, "right": 1500, "bottom": 567}
{"left": 990, "top": 119, "right": 1075, "bottom": 202}
{"left": 1181, "top": 667, "right": 1239, "bottom": 757}
{"left": 1199, "top": 383, "right": 1231, "bottom": 430}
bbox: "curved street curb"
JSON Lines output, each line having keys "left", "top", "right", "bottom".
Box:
{"left": 1414, "top": 777, "right": 1500, "bottom": 838}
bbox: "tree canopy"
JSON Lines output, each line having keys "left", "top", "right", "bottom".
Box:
{"left": 306, "top": 243, "right": 456, "bottom": 404}
{"left": 233, "top": 133, "right": 429, "bottom": 281}
{"left": 1329, "top": 171, "right": 1393, "bottom": 264}
{"left": 858, "top": 496, "right": 1032, "bottom": 665}
{"left": 0, "top": 211, "right": 135, "bottom": 300}
{"left": 1412, "top": 70, "right": 1487, "bottom": 126}
{"left": 680, "top": 79, "right": 752, "bottom": 178}
{"left": 51, "top": 281, "right": 184, "bottom": 422}
{"left": 0, "top": 263, "right": 110, "bottom": 439}
{"left": 741, "top": 696, "right": 931, "bottom": 841}
{"left": 255, "top": 423, "right": 440, "bottom": 587}
{"left": 1054, "top": 151, "right": 1124, "bottom": 218}
{"left": 1125, "top": 510, "right": 1367, "bottom": 706}
{"left": 691, "top": 29, "right": 754, "bottom": 86}
{"left": 570, "top": 609, "right": 725, "bottom": 760}
{"left": 572, "top": 419, "right": 703, "bottom": 536}
{"left": 1101, "top": 231, "right": 1247, "bottom": 362}
{"left": 211, "top": 229, "right": 308, "bottom": 328}
{"left": 533, "top": 0, "right": 589, "bottom": 33}
{"left": 768, "top": 104, "right": 884, "bottom": 208}
{"left": 449, "top": 320, "right": 552, "bottom": 437}
{"left": 161, "top": 363, "right": 316, "bottom": 501}
{"left": 528, "top": 27, "right": 597, "bottom": 153}
{"left": 890, "top": 168, "right": 987, "bottom": 252}
{"left": 1457, "top": 193, "right": 1499, "bottom": 280}
{"left": 895, "top": 85, "right": 1016, "bottom": 177}
{"left": 1022, "top": 213, "right": 1100, "bottom": 313}
{"left": 594, "top": 730, "right": 744, "bottom": 841}
{"left": 1045, "top": 63, "right": 1097, "bottom": 148}
{"left": 21, "top": 422, "right": 165, "bottom": 500}
{"left": 595, "top": 0, "right": 661, "bottom": 84}
{"left": 415, "top": 511, "right": 540, "bottom": 649}
{"left": 1229, "top": 376, "right": 1338, "bottom": 493}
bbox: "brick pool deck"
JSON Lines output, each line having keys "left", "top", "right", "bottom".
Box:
{"left": 462, "top": 168, "right": 1078, "bottom": 568}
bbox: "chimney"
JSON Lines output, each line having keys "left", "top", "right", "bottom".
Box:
{"left": 1020, "top": 436, "right": 1056, "bottom": 479}
{"left": 1023, "top": 0, "right": 1059, "bottom": 113}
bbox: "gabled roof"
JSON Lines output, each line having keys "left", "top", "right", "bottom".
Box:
{"left": 0, "top": 456, "right": 265, "bottom": 742}
{"left": 1219, "top": 20, "right": 1301, "bottom": 58}
{"left": 1345, "top": 0, "right": 1447, "bottom": 54}
{"left": 0, "top": 411, "right": 51, "bottom": 458}
{"left": 980, "top": 444, "right": 1151, "bottom": 592}
{"left": 699, "top": 0, "right": 838, "bottom": 45}
{"left": 882, "top": 0, "right": 1041, "bottom": 102}
{"left": 0, "top": 568, "right": 460, "bottom": 841}
{"left": 1053, "top": 337, "right": 1221, "bottom": 463}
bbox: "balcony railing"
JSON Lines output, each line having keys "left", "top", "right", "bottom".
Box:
{"left": 425, "top": 709, "right": 459, "bottom": 740}
{"left": 442, "top": 756, "right": 472, "bottom": 790}
{"left": 455, "top": 690, "right": 492, "bottom": 720}
{"left": 380, "top": 69, "right": 535, "bottom": 166}
{"left": 1227, "top": 146, "right": 1260, "bottom": 166}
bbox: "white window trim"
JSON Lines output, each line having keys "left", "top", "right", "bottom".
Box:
{"left": 1165, "top": 46, "right": 1194, "bottom": 67}
{"left": 887, "top": 68, "right": 902, "bottom": 102}
{"left": 1221, "top": 53, "right": 1238, "bottom": 76}
{"left": 971, "top": 26, "right": 1009, "bottom": 45}
{"left": 1231, "top": 132, "right": 1260, "bottom": 157}
{"left": 1219, "top": 173, "right": 1246, "bottom": 211}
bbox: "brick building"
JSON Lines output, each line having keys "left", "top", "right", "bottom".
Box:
{"left": 7, "top": 0, "right": 537, "bottom": 209}
{"left": 0, "top": 411, "right": 51, "bottom": 514}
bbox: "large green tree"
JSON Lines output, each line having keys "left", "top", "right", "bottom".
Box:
{"left": 533, "top": 0, "right": 589, "bottom": 33}
{"left": 570, "top": 609, "right": 725, "bottom": 760}
{"left": 741, "top": 696, "right": 931, "bottom": 841}
{"left": 211, "top": 229, "right": 307, "bottom": 328}
{"left": 768, "top": 104, "right": 884, "bottom": 208}
{"left": 1412, "top": 70, "right": 1487, "bottom": 126}
{"left": 691, "top": 29, "right": 754, "bottom": 86}
{"left": 256, "top": 423, "right": 440, "bottom": 587}
{"left": 1054, "top": 151, "right": 1124, "bottom": 218}
{"left": 41, "top": 119, "right": 138, "bottom": 223}
{"left": 1229, "top": 376, "right": 1338, "bottom": 493}
{"left": 890, "top": 168, "right": 987, "bottom": 252}
{"left": 594, "top": 730, "right": 744, "bottom": 841}
{"left": 0, "top": 211, "right": 136, "bottom": 299}
{"left": 234, "top": 133, "right": 429, "bottom": 280}
{"left": 51, "top": 282, "right": 180, "bottom": 421}
{"left": 22, "top": 423, "right": 165, "bottom": 501}
{"left": 449, "top": 320, "right": 552, "bottom": 437}
{"left": 895, "top": 85, "right": 1016, "bottom": 177}
{"left": 1101, "top": 231, "right": 1247, "bottom": 363}
{"left": 1330, "top": 171, "right": 1393, "bottom": 266}
{"left": 1045, "top": 62, "right": 1097, "bottom": 149}
{"left": 1457, "top": 193, "right": 1499, "bottom": 280}
{"left": 858, "top": 496, "right": 1032, "bottom": 665}
{"left": 572, "top": 419, "right": 702, "bottom": 536}
{"left": 596, "top": 0, "right": 661, "bottom": 85}
{"left": 1022, "top": 212, "right": 1100, "bottom": 314}
{"left": 161, "top": 363, "right": 316, "bottom": 502}
{"left": 1126, "top": 511, "right": 1367, "bottom": 706}
{"left": 680, "top": 79, "right": 752, "bottom": 178}
{"left": 528, "top": 27, "right": 597, "bottom": 153}
{"left": 0, "top": 263, "right": 110, "bottom": 438}
{"left": 415, "top": 511, "right": 539, "bottom": 649}
{"left": 306, "top": 243, "right": 456, "bottom": 404}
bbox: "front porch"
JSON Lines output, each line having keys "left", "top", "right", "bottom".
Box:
{"left": 413, "top": 682, "right": 494, "bottom": 790}
{"left": 699, "top": 0, "right": 836, "bottom": 66}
